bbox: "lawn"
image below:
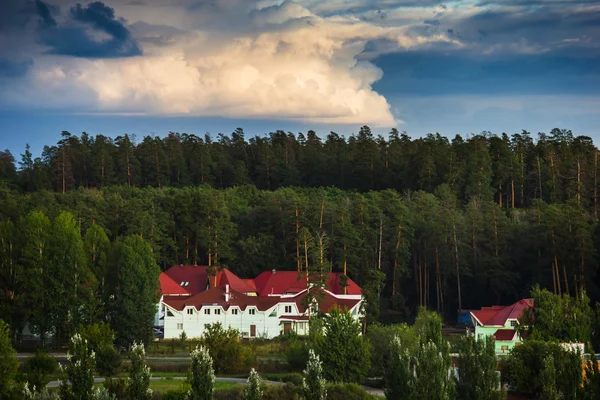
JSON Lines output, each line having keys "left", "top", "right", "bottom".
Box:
{"left": 94, "top": 378, "right": 241, "bottom": 394}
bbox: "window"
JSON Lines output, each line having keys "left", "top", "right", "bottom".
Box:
{"left": 177, "top": 323, "right": 183, "bottom": 330}
{"left": 501, "top": 345, "right": 509, "bottom": 351}
{"left": 284, "top": 305, "right": 292, "bottom": 313}
{"left": 510, "top": 320, "right": 518, "bottom": 327}
{"left": 231, "top": 309, "right": 238, "bottom": 315}
{"left": 204, "top": 309, "right": 210, "bottom": 315}
{"left": 167, "top": 310, "right": 174, "bottom": 317}
{"left": 249, "top": 308, "right": 256, "bottom": 315}
{"left": 215, "top": 309, "right": 221, "bottom": 315}
{"left": 187, "top": 308, "right": 193, "bottom": 315}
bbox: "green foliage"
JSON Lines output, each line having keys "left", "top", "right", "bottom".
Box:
{"left": 78, "top": 322, "right": 121, "bottom": 377}
{"left": 366, "top": 323, "right": 415, "bottom": 378}
{"left": 127, "top": 342, "right": 152, "bottom": 400}
{"left": 108, "top": 235, "right": 161, "bottom": 348}
{"left": 456, "top": 334, "right": 505, "bottom": 400}
{"left": 303, "top": 349, "right": 327, "bottom": 400}
{"left": 59, "top": 333, "right": 96, "bottom": 400}
{"left": 23, "top": 384, "right": 60, "bottom": 400}
{"left": 582, "top": 353, "right": 600, "bottom": 400}
{"left": 201, "top": 323, "right": 250, "bottom": 374}
{"left": 23, "top": 350, "right": 58, "bottom": 392}
{"left": 187, "top": 345, "right": 215, "bottom": 400}
{"left": 0, "top": 319, "right": 18, "bottom": 397}
{"left": 520, "top": 285, "right": 593, "bottom": 346}
{"left": 384, "top": 308, "right": 454, "bottom": 400}
{"left": 314, "top": 308, "right": 370, "bottom": 383}
{"left": 285, "top": 337, "right": 309, "bottom": 371}
{"left": 506, "top": 340, "right": 582, "bottom": 398}
{"left": 103, "top": 378, "right": 128, "bottom": 400}
{"left": 244, "top": 368, "right": 262, "bottom": 400}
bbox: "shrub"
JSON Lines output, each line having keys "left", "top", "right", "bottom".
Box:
{"left": 366, "top": 323, "right": 414, "bottom": 378}
{"left": 160, "top": 389, "right": 189, "bottom": 400}
{"left": 23, "top": 351, "right": 58, "bottom": 392}
{"left": 279, "top": 373, "right": 303, "bottom": 386}
{"left": 78, "top": 323, "right": 121, "bottom": 377}
{"left": 0, "top": 319, "right": 19, "bottom": 398}
{"left": 213, "top": 386, "right": 244, "bottom": 400}
{"left": 202, "top": 323, "right": 252, "bottom": 374}
{"left": 262, "top": 383, "right": 300, "bottom": 400}
{"left": 104, "top": 377, "right": 128, "bottom": 399}
{"left": 326, "top": 383, "right": 378, "bottom": 400}
{"left": 285, "top": 340, "right": 309, "bottom": 372}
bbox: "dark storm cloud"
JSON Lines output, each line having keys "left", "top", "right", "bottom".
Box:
{"left": 371, "top": 50, "right": 600, "bottom": 96}
{"left": 36, "top": 1, "right": 142, "bottom": 58}
{"left": 0, "top": 59, "right": 33, "bottom": 77}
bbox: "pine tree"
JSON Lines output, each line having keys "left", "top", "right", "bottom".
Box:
{"left": 188, "top": 345, "right": 215, "bottom": 400}
{"left": 303, "top": 349, "right": 327, "bottom": 400}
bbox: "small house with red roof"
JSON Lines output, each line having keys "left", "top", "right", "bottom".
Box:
{"left": 156, "top": 266, "right": 363, "bottom": 340}
{"left": 470, "top": 298, "right": 533, "bottom": 354}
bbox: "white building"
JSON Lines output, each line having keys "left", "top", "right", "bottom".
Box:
{"left": 156, "top": 266, "right": 363, "bottom": 339}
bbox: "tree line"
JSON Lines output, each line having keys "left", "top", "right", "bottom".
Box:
{"left": 1, "top": 127, "right": 600, "bottom": 332}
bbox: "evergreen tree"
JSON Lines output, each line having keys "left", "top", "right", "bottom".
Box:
{"left": 303, "top": 349, "right": 327, "bottom": 400}
{"left": 59, "top": 333, "right": 96, "bottom": 400}
{"left": 244, "top": 368, "right": 262, "bottom": 400}
{"left": 187, "top": 345, "right": 215, "bottom": 400}
{"left": 127, "top": 342, "right": 152, "bottom": 400}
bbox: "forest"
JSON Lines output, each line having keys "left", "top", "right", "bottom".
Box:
{"left": 1, "top": 126, "right": 599, "bottom": 336}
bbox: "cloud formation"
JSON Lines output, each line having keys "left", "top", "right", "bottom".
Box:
{"left": 0, "top": 0, "right": 598, "bottom": 127}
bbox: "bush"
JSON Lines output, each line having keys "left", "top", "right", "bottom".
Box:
{"left": 23, "top": 351, "right": 58, "bottom": 392}
{"left": 279, "top": 373, "right": 303, "bottom": 386}
{"left": 78, "top": 323, "right": 121, "bottom": 377}
{"left": 366, "top": 323, "right": 414, "bottom": 378}
{"left": 285, "top": 340, "right": 309, "bottom": 372}
{"left": 213, "top": 386, "right": 244, "bottom": 400}
{"left": 202, "top": 323, "right": 254, "bottom": 374}
{"left": 104, "top": 378, "right": 128, "bottom": 399}
{"left": 262, "top": 383, "right": 300, "bottom": 400}
{"left": 326, "top": 383, "right": 378, "bottom": 400}
{"left": 158, "top": 389, "right": 189, "bottom": 400}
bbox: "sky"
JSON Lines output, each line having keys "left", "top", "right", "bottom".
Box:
{"left": 1, "top": 0, "right": 599, "bottom": 157}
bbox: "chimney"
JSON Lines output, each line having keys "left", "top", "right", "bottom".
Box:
{"left": 225, "top": 284, "right": 230, "bottom": 302}
{"left": 272, "top": 269, "right": 276, "bottom": 274}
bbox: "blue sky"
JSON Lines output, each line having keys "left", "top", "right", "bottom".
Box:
{"left": 1, "top": 0, "right": 599, "bottom": 157}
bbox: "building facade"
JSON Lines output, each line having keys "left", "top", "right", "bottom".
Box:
{"left": 156, "top": 266, "right": 363, "bottom": 339}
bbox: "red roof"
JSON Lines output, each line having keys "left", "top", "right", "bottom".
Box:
{"left": 253, "top": 271, "right": 361, "bottom": 296}
{"left": 213, "top": 269, "right": 258, "bottom": 294}
{"left": 161, "top": 266, "right": 209, "bottom": 296}
{"left": 471, "top": 299, "right": 533, "bottom": 327}
{"left": 494, "top": 329, "right": 517, "bottom": 341}
{"left": 159, "top": 273, "right": 190, "bottom": 296}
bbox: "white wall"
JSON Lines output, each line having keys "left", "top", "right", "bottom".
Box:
{"left": 162, "top": 300, "right": 363, "bottom": 339}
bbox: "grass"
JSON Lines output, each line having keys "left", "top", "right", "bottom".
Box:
{"left": 93, "top": 378, "right": 241, "bottom": 394}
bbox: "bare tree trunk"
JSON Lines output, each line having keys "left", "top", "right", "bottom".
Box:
{"left": 378, "top": 219, "right": 383, "bottom": 270}
{"left": 552, "top": 230, "right": 561, "bottom": 294}
{"left": 296, "top": 207, "right": 301, "bottom": 272}
{"left": 435, "top": 245, "right": 441, "bottom": 311}
{"left": 595, "top": 151, "right": 598, "bottom": 220}
{"left": 577, "top": 158, "right": 581, "bottom": 204}
{"left": 454, "top": 225, "right": 462, "bottom": 312}
{"left": 562, "top": 263, "right": 570, "bottom": 296}
{"left": 319, "top": 197, "right": 325, "bottom": 229}
{"left": 537, "top": 156, "right": 543, "bottom": 199}
{"left": 511, "top": 179, "right": 515, "bottom": 208}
